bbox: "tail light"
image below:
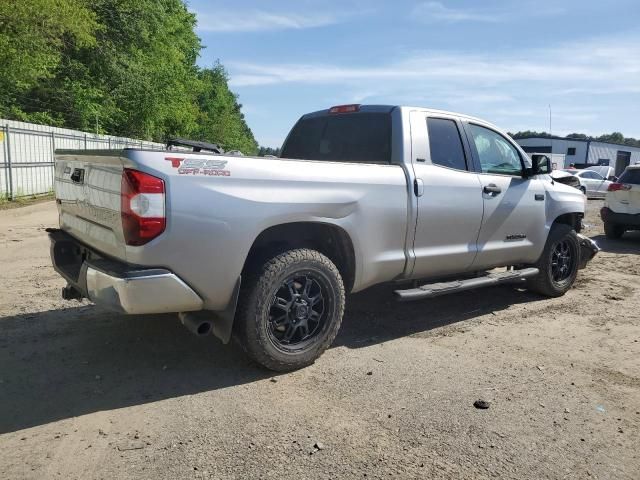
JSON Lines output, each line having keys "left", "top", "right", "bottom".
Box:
{"left": 121, "top": 169, "right": 166, "bottom": 246}
{"left": 329, "top": 104, "right": 360, "bottom": 114}
{"left": 607, "top": 183, "right": 631, "bottom": 192}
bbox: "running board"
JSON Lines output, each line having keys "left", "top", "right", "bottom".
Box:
{"left": 394, "top": 268, "right": 540, "bottom": 302}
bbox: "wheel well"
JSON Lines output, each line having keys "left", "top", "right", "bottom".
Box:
{"left": 553, "top": 212, "right": 583, "bottom": 233}
{"left": 242, "top": 222, "right": 356, "bottom": 293}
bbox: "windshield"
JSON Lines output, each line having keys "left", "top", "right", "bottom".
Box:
{"left": 280, "top": 112, "right": 392, "bottom": 164}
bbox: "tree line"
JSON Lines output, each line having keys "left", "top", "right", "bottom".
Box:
{"left": 509, "top": 130, "right": 640, "bottom": 148}
{"left": 0, "top": 0, "right": 258, "bottom": 154}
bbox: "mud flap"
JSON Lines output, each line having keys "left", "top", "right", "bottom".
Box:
{"left": 180, "top": 277, "right": 241, "bottom": 343}
{"left": 211, "top": 277, "right": 241, "bottom": 343}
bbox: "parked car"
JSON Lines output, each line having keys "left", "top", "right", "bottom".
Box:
{"left": 586, "top": 165, "right": 617, "bottom": 181}
{"left": 550, "top": 169, "right": 581, "bottom": 190}
{"left": 601, "top": 164, "right": 640, "bottom": 239}
{"left": 48, "top": 104, "right": 598, "bottom": 371}
{"left": 562, "top": 169, "right": 612, "bottom": 198}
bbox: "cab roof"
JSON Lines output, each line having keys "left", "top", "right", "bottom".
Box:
{"left": 302, "top": 104, "right": 489, "bottom": 124}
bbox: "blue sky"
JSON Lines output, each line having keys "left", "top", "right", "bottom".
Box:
{"left": 190, "top": 0, "right": 640, "bottom": 147}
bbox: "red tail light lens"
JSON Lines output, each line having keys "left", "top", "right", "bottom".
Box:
{"left": 121, "top": 169, "right": 166, "bottom": 246}
{"left": 329, "top": 104, "right": 360, "bottom": 114}
{"left": 607, "top": 183, "right": 631, "bottom": 192}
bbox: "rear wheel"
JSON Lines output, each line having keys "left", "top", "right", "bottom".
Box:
{"left": 604, "top": 222, "right": 625, "bottom": 239}
{"left": 234, "top": 249, "right": 345, "bottom": 371}
{"left": 527, "top": 224, "right": 580, "bottom": 297}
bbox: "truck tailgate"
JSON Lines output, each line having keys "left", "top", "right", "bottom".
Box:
{"left": 54, "top": 151, "right": 127, "bottom": 259}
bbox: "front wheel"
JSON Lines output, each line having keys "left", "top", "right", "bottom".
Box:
{"left": 234, "top": 249, "right": 345, "bottom": 371}
{"left": 527, "top": 224, "right": 580, "bottom": 297}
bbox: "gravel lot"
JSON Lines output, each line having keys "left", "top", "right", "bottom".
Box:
{"left": 0, "top": 199, "right": 638, "bottom": 479}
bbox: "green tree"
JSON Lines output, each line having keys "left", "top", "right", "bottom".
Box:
{"left": 194, "top": 64, "right": 258, "bottom": 154}
{"left": 258, "top": 146, "right": 281, "bottom": 157}
{"left": 0, "top": 0, "right": 258, "bottom": 153}
{"left": 0, "top": 0, "right": 97, "bottom": 122}
{"left": 596, "top": 132, "right": 625, "bottom": 145}
{"left": 566, "top": 133, "right": 589, "bottom": 140}
{"left": 510, "top": 131, "right": 640, "bottom": 148}
{"left": 509, "top": 130, "right": 553, "bottom": 139}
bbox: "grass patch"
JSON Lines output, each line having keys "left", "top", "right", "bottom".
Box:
{"left": 0, "top": 192, "right": 55, "bottom": 210}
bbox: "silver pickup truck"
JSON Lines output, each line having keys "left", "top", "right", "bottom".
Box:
{"left": 49, "top": 104, "right": 598, "bottom": 371}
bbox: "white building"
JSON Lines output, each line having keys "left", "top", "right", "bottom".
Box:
{"left": 516, "top": 136, "right": 640, "bottom": 176}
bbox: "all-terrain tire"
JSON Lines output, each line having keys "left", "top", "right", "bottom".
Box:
{"left": 527, "top": 223, "right": 580, "bottom": 297}
{"left": 604, "top": 222, "right": 624, "bottom": 239}
{"left": 234, "top": 249, "right": 345, "bottom": 371}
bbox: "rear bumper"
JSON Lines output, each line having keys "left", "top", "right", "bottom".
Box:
{"left": 49, "top": 229, "right": 203, "bottom": 314}
{"left": 600, "top": 207, "right": 640, "bottom": 227}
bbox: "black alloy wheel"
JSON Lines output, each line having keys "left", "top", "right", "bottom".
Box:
{"left": 267, "top": 273, "right": 328, "bottom": 352}
{"left": 550, "top": 238, "right": 576, "bottom": 285}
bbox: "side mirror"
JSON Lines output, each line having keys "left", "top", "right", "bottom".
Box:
{"left": 526, "top": 154, "right": 551, "bottom": 177}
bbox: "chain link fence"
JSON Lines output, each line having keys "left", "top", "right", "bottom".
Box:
{"left": 0, "top": 119, "right": 165, "bottom": 200}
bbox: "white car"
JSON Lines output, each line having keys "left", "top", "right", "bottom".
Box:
{"left": 586, "top": 165, "right": 617, "bottom": 181}
{"left": 562, "top": 169, "right": 612, "bottom": 198}
{"left": 601, "top": 165, "right": 640, "bottom": 239}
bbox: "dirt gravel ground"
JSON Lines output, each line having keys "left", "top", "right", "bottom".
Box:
{"left": 0, "top": 199, "right": 638, "bottom": 479}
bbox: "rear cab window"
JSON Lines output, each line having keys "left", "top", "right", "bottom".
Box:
{"left": 280, "top": 111, "right": 391, "bottom": 164}
{"left": 619, "top": 168, "right": 640, "bottom": 185}
{"left": 426, "top": 117, "right": 468, "bottom": 171}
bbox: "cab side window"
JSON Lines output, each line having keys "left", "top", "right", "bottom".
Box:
{"left": 426, "top": 118, "right": 468, "bottom": 171}
{"left": 583, "top": 171, "right": 603, "bottom": 180}
{"left": 468, "top": 124, "right": 523, "bottom": 176}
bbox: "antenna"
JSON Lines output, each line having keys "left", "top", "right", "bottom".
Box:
{"left": 548, "top": 104, "right": 554, "bottom": 165}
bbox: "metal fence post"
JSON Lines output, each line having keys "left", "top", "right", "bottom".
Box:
{"left": 5, "top": 125, "right": 13, "bottom": 200}
{"left": 2, "top": 127, "right": 7, "bottom": 198}
{"left": 50, "top": 132, "right": 56, "bottom": 193}
{"left": 84, "top": 134, "right": 87, "bottom": 150}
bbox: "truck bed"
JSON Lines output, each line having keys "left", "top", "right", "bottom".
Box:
{"left": 53, "top": 148, "right": 410, "bottom": 311}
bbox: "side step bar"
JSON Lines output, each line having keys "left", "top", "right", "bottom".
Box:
{"left": 394, "top": 267, "right": 540, "bottom": 302}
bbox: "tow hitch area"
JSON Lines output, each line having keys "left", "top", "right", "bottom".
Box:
{"left": 394, "top": 267, "right": 540, "bottom": 302}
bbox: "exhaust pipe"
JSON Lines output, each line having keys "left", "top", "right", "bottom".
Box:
{"left": 179, "top": 312, "right": 213, "bottom": 336}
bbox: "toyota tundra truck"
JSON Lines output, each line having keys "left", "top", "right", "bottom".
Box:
{"left": 49, "top": 104, "right": 598, "bottom": 371}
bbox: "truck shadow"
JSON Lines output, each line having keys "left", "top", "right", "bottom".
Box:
{"left": 0, "top": 285, "right": 541, "bottom": 434}
{"left": 0, "top": 306, "right": 263, "bottom": 434}
{"left": 335, "top": 284, "right": 541, "bottom": 348}
{"left": 590, "top": 232, "right": 640, "bottom": 254}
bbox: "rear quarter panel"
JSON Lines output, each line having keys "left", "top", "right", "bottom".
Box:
{"left": 125, "top": 151, "right": 409, "bottom": 310}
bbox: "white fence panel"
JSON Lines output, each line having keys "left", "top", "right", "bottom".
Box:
{"left": 0, "top": 119, "right": 165, "bottom": 199}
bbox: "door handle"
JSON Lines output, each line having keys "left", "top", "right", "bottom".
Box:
{"left": 414, "top": 178, "right": 424, "bottom": 197}
{"left": 483, "top": 184, "right": 501, "bottom": 195}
